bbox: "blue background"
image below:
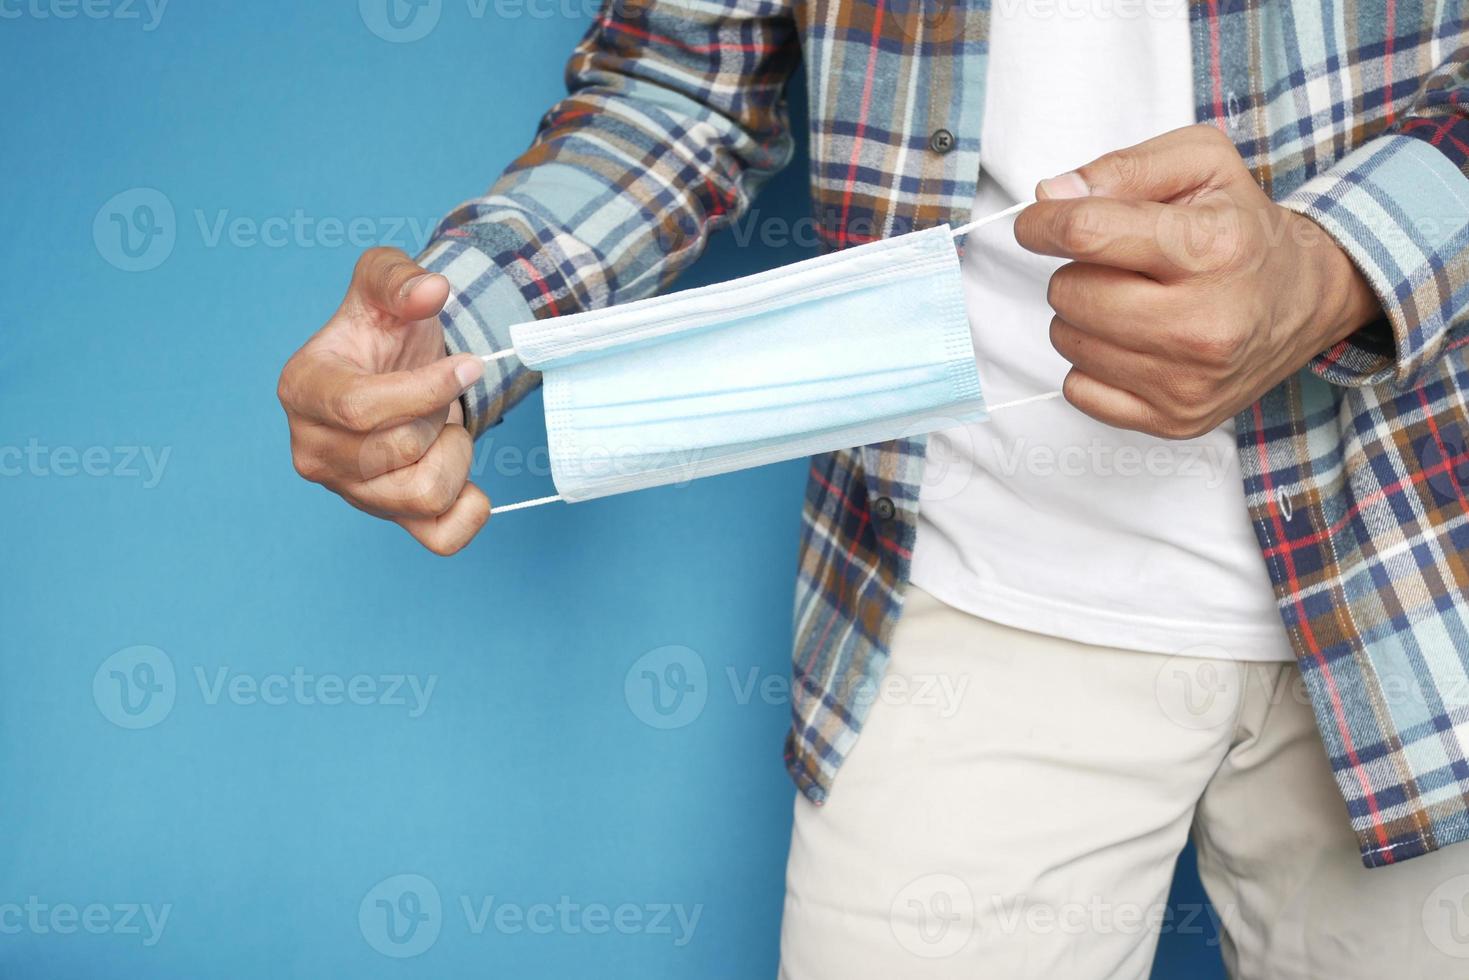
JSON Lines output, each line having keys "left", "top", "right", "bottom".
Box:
{"left": 0, "top": 1, "right": 1223, "bottom": 976}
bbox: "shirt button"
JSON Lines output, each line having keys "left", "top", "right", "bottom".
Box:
{"left": 873, "top": 496, "right": 896, "bottom": 521}
{"left": 929, "top": 128, "right": 955, "bottom": 154}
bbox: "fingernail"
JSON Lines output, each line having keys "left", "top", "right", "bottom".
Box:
{"left": 400, "top": 273, "right": 433, "bottom": 299}
{"left": 1038, "top": 171, "right": 1090, "bottom": 200}
{"left": 454, "top": 358, "right": 484, "bottom": 390}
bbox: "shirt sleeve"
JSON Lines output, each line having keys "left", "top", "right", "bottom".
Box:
{"left": 418, "top": 0, "right": 801, "bottom": 436}
{"left": 1279, "top": 51, "right": 1469, "bottom": 389}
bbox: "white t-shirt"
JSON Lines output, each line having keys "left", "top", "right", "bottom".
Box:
{"left": 909, "top": 0, "right": 1293, "bottom": 661}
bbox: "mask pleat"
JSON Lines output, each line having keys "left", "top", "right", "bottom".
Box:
{"left": 515, "top": 224, "right": 991, "bottom": 503}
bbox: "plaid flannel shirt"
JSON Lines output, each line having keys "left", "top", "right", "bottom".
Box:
{"left": 422, "top": 0, "right": 1469, "bottom": 867}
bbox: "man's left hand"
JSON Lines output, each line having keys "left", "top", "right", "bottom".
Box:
{"left": 1014, "top": 124, "right": 1381, "bottom": 439}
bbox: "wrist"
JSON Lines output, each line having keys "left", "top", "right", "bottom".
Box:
{"left": 1289, "top": 209, "right": 1382, "bottom": 351}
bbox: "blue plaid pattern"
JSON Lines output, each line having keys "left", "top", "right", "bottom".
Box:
{"left": 422, "top": 0, "right": 1469, "bottom": 866}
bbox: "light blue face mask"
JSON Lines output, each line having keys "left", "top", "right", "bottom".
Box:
{"left": 483, "top": 204, "right": 1056, "bottom": 512}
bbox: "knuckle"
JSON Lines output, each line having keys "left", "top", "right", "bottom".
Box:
{"left": 355, "top": 246, "right": 396, "bottom": 277}
{"left": 1201, "top": 222, "right": 1249, "bottom": 272}
{"left": 424, "top": 533, "right": 463, "bottom": 558}
{"left": 1166, "top": 379, "right": 1215, "bottom": 422}
{"left": 353, "top": 247, "right": 412, "bottom": 303}
{"left": 413, "top": 376, "right": 451, "bottom": 414}
{"left": 1178, "top": 419, "right": 1214, "bottom": 440}
{"left": 1141, "top": 418, "right": 1172, "bottom": 440}
{"left": 1168, "top": 395, "right": 1217, "bottom": 435}
{"left": 388, "top": 424, "right": 431, "bottom": 465}
{"left": 413, "top": 470, "right": 458, "bottom": 515}
{"left": 1193, "top": 126, "right": 1250, "bottom": 181}
{"left": 332, "top": 389, "right": 373, "bottom": 432}
{"left": 1013, "top": 209, "right": 1042, "bottom": 250}
{"left": 1056, "top": 206, "right": 1111, "bottom": 256}
{"left": 291, "top": 445, "right": 326, "bottom": 483}
{"left": 1163, "top": 210, "right": 1246, "bottom": 274}
{"left": 1196, "top": 123, "right": 1235, "bottom": 153}
{"left": 1060, "top": 370, "right": 1090, "bottom": 408}
{"left": 1152, "top": 412, "right": 1200, "bottom": 441}
{"left": 1179, "top": 321, "right": 1240, "bottom": 368}
{"left": 355, "top": 441, "right": 391, "bottom": 481}
{"left": 1045, "top": 267, "right": 1076, "bottom": 315}
{"left": 1047, "top": 315, "right": 1076, "bottom": 356}
{"left": 1098, "top": 149, "right": 1144, "bottom": 190}
{"left": 276, "top": 361, "right": 302, "bottom": 410}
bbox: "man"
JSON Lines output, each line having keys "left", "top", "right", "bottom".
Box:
{"left": 278, "top": 0, "right": 1469, "bottom": 975}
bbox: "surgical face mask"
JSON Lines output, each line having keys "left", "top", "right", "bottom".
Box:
{"left": 483, "top": 204, "right": 1056, "bottom": 512}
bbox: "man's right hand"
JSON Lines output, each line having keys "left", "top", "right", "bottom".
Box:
{"left": 277, "top": 247, "right": 490, "bottom": 556}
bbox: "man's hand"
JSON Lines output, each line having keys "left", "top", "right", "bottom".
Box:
{"left": 277, "top": 247, "right": 490, "bottom": 555}
{"left": 1014, "top": 124, "right": 1382, "bottom": 440}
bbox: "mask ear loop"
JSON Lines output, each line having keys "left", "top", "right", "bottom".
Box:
{"left": 951, "top": 201, "right": 1064, "bottom": 412}
{"left": 492, "top": 492, "right": 564, "bottom": 514}
{"left": 949, "top": 200, "right": 1029, "bottom": 239}
{"left": 487, "top": 202, "right": 1057, "bottom": 513}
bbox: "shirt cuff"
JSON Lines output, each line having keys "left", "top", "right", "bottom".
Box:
{"left": 419, "top": 236, "right": 538, "bottom": 439}
{"left": 1279, "top": 133, "right": 1469, "bottom": 389}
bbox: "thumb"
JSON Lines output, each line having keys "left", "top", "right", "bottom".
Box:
{"left": 347, "top": 246, "right": 452, "bottom": 322}
{"left": 294, "top": 350, "right": 484, "bottom": 432}
{"left": 1037, "top": 124, "right": 1245, "bottom": 204}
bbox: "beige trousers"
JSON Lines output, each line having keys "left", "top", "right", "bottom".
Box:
{"left": 779, "top": 587, "right": 1469, "bottom": 980}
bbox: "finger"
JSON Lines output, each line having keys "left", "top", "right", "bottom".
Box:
{"left": 1038, "top": 124, "right": 1245, "bottom": 204}
{"left": 395, "top": 482, "right": 492, "bottom": 556}
{"left": 354, "top": 415, "right": 449, "bottom": 480}
{"left": 1048, "top": 316, "right": 1162, "bottom": 394}
{"left": 347, "top": 247, "right": 452, "bottom": 322}
{"left": 1045, "top": 263, "right": 1173, "bottom": 354}
{"left": 292, "top": 414, "right": 448, "bottom": 483}
{"left": 292, "top": 351, "right": 483, "bottom": 433}
{"left": 1060, "top": 368, "right": 1163, "bottom": 435}
{"left": 348, "top": 422, "right": 476, "bottom": 519}
{"left": 1016, "top": 198, "right": 1178, "bottom": 278}
{"left": 1019, "top": 199, "right": 1236, "bottom": 281}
